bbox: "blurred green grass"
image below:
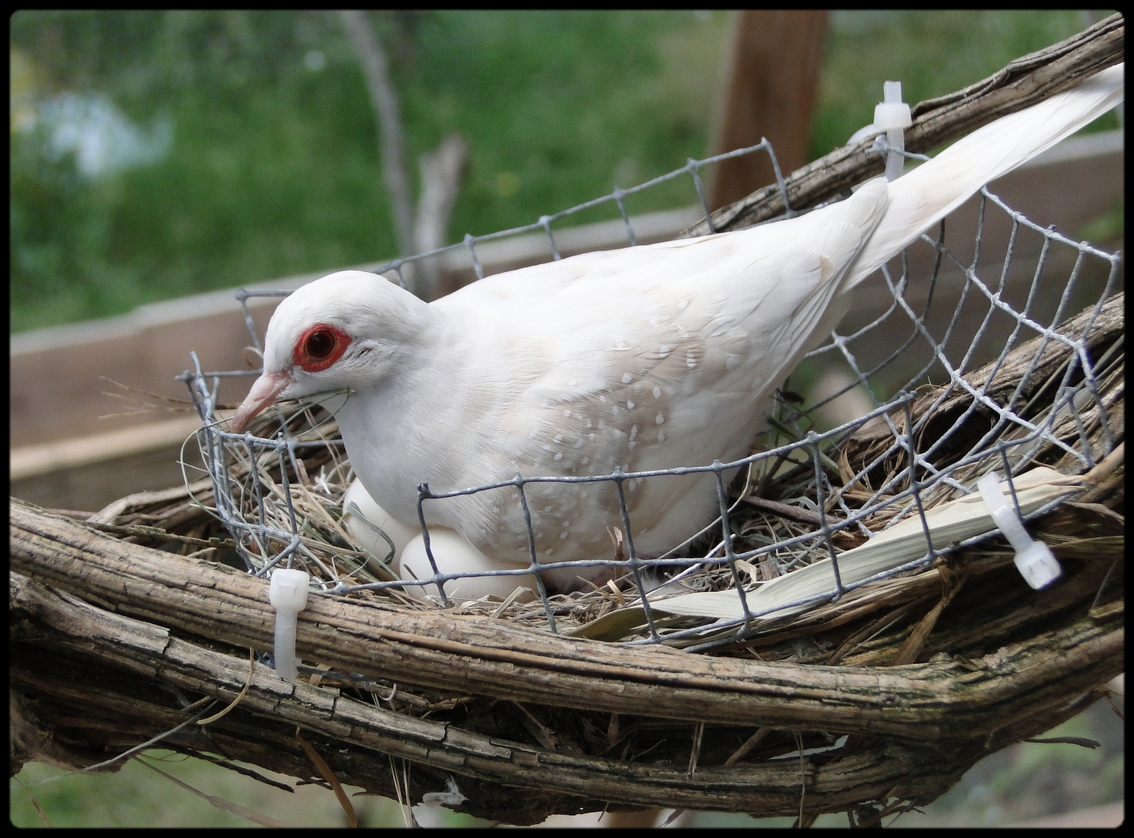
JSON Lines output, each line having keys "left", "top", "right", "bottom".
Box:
{"left": 9, "top": 10, "right": 1104, "bottom": 333}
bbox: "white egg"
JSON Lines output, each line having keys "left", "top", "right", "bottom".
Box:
{"left": 400, "top": 529, "right": 536, "bottom": 601}
{"left": 341, "top": 478, "right": 418, "bottom": 567}
{"left": 343, "top": 479, "right": 535, "bottom": 601}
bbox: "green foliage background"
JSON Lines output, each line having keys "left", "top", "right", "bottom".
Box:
{"left": 10, "top": 10, "right": 1099, "bottom": 333}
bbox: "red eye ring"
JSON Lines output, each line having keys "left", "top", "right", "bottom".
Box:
{"left": 294, "top": 323, "right": 351, "bottom": 372}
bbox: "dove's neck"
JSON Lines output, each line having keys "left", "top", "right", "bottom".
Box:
{"left": 332, "top": 305, "right": 470, "bottom": 526}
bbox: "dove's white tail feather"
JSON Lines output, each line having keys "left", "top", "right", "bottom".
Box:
{"left": 847, "top": 62, "right": 1124, "bottom": 291}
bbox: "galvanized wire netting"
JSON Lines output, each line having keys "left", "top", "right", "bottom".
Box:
{"left": 179, "top": 133, "right": 1122, "bottom": 653}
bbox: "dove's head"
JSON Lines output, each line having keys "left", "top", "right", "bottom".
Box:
{"left": 231, "top": 271, "right": 429, "bottom": 433}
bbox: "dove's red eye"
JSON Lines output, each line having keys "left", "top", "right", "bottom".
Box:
{"left": 294, "top": 324, "right": 350, "bottom": 372}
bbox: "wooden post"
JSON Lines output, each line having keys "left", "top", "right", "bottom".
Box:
{"left": 708, "top": 10, "right": 827, "bottom": 211}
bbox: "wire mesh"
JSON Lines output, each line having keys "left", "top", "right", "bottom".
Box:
{"left": 179, "top": 132, "right": 1122, "bottom": 655}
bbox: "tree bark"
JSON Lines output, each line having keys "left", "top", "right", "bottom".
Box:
{"left": 10, "top": 497, "right": 1123, "bottom": 821}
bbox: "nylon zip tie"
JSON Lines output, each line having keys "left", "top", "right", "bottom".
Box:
{"left": 269, "top": 568, "right": 310, "bottom": 681}
{"left": 977, "top": 472, "right": 1061, "bottom": 589}
{"left": 847, "top": 79, "right": 912, "bottom": 182}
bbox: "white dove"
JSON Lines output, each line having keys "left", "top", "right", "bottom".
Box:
{"left": 233, "top": 65, "right": 1122, "bottom": 593}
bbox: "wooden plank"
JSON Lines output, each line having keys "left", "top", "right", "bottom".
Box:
{"left": 708, "top": 10, "right": 828, "bottom": 211}
{"left": 11, "top": 441, "right": 203, "bottom": 516}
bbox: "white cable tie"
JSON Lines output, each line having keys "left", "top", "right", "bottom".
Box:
{"left": 977, "top": 472, "right": 1061, "bottom": 590}
{"left": 420, "top": 776, "right": 469, "bottom": 808}
{"left": 846, "top": 80, "right": 912, "bottom": 182}
{"left": 874, "top": 80, "right": 912, "bottom": 181}
{"left": 269, "top": 568, "right": 310, "bottom": 682}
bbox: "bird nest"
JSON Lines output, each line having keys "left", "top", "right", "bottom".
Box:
{"left": 10, "top": 21, "right": 1124, "bottom": 824}
{"left": 12, "top": 288, "right": 1123, "bottom": 825}
{"left": 172, "top": 293, "right": 1125, "bottom": 651}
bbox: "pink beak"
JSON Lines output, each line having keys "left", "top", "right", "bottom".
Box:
{"left": 231, "top": 370, "right": 293, "bottom": 433}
